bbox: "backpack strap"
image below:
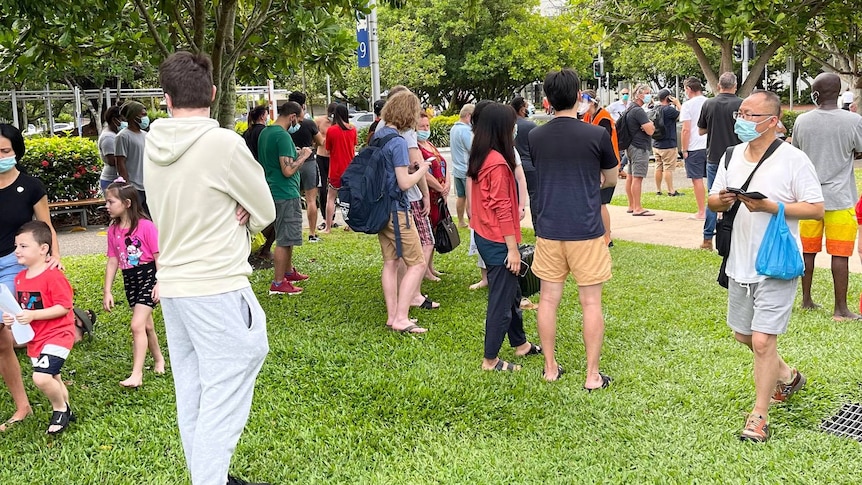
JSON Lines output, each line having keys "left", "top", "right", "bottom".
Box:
{"left": 724, "top": 139, "right": 783, "bottom": 220}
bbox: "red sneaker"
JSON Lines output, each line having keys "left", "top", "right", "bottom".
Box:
{"left": 740, "top": 413, "right": 769, "bottom": 443}
{"left": 284, "top": 267, "right": 309, "bottom": 282}
{"left": 268, "top": 279, "right": 302, "bottom": 295}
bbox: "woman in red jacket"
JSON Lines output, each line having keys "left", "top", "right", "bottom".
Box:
{"left": 467, "top": 103, "right": 541, "bottom": 373}
{"left": 417, "top": 112, "right": 449, "bottom": 280}
{"left": 323, "top": 104, "right": 357, "bottom": 233}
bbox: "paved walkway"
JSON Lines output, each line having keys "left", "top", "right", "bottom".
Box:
{"left": 55, "top": 147, "right": 861, "bottom": 274}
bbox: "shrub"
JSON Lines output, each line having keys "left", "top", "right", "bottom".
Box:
{"left": 235, "top": 121, "right": 249, "bottom": 135}
{"left": 20, "top": 137, "right": 101, "bottom": 202}
{"left": 356, "top": 126, "right": 370, "bottom": 148}
{"left": 147, "top": 109, "right": 169, "bottom": 122}
{"left": 430, "top": 114, "right": 458, "bottom": 147}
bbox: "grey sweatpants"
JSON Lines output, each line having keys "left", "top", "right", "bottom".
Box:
{"left": 161, "top": 286, "right": 269, "bottom": 485}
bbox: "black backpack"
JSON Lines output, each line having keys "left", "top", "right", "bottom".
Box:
{"left": 338, "top": 133, "right": 402, "bottom": 235}
{"left": 648, "top": 105, "right": 666, "bottom": 140}
{"left": 615, "top": 107, "right": 634, "bottom": 150}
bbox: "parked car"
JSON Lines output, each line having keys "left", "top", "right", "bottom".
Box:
{"left": 52, "top": 122, "right": 74, "bottom": 133}
{"left": 349, "top": 111, "right": 375, "bottom": 129}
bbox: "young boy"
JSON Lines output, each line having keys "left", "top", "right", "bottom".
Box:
{"left": 1, "top": 221, "right": 76, "bottom": 435}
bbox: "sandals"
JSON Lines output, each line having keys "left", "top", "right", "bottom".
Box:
{"left": 490, "top": 359, "right": 521, "bottom": 372}
{"left": 0, "top": 411, "right": 33, "bottom": 432}
{"left": 415, "top": 295, "right": 440, "bottom": 310}
{"left": 584, "top": 372, "right": 613, "bottom": 392}
{"left": 73, "top": 308, "right": 96, "bottom": 338}
{"left": 517, "top": 343, "right": 542, "bottom": 356}
{"left": 46, "top": 404, "right": 74, "bottom": 435}
{"left": 542, "top": 364, "right": 565, "bottom": 382}
{"left": 390, "top": 324, "right": 427, "bottom": 334}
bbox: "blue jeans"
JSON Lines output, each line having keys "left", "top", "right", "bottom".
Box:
{"left": 703, "top": 162, "right": 719, "bottom": 239}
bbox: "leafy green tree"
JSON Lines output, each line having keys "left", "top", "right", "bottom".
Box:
{"left": 611, "top": 41, "right": 719, "bottom": 88}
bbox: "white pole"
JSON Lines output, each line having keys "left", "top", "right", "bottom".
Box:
{"left": 267, "top": 79, "right": 276, "bottom": 120}
{"left": 326, "top": 75, "right": 331, "bottom": 105}
{"left": 742, "top": 38, "right": 750, "bottom": 85}
{"left": 74, "top": 86, "right": 83, "bottom": 136}
{"left": 11, "top": 89, "right": 18, "bottom": 128}
{"left": 45, "top": 83, "right": 54, "bottom": 136}
{"left": 368, "top": 0, "right": 381, "bottom": 102}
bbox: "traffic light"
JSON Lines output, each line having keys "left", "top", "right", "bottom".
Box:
{"left": 747, "top": 41, "right": 756, "bottom": 59}
{"left": 593, "top": 58, "right": 604, "bottom": 78}
{"left": 733, "top": 44, "right": 742, "bottom": 61}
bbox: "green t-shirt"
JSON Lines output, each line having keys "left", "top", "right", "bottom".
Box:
{"left": 257, "top": 125, "right": 300, "bottom": 200}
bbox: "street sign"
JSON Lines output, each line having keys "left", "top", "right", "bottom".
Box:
{"left": 357, "top": 19, "right": 370, "bottom": 68}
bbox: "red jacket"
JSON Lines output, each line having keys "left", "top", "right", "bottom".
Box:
{"left": 469, "top": 149, "right": 521, "bottom": 244}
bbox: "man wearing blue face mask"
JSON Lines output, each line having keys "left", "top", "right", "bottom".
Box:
{"left": 708, "top": 90, "right": 824, "bottom": 443}
{"left": 622, "top": 84, "right": 656, "bottom": 216}
{"left": 116, "top": 100, "right": 150, "bottom": 213}
{"left": 792, "top": 72, "right": 862, "bottom": 320}
{"left": 257, "top": 101, "right": 313, "bottom": 295}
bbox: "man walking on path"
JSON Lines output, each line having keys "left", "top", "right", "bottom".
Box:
{"left": 144, "top": 51, "right": 276, "bottom": 485}
{"left": 529, "top": 68, "right": 618, "bottom": 386}
{"left": 623, "top": 84, "right": 655, "bottom": 217}
{"left": 680, "top": 77, "right": 708, "bottom": 220}
{"left": 708, "top": 90, "right": 823, "bottom": 443}
{"left": 698, "top": 72, "right": 742, "bottom": 250}
{"left": 792, "top": 73, "right": 862, "bottom": 320}
{"left": 449, "top": 104, "right": 474, "bottom": 227}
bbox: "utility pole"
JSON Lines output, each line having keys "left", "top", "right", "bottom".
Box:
{"left": 742, "top": 37, "right": 750, "bottom": 84}
{"left": 368, "top": 0, "right": 381, "bottom": 102}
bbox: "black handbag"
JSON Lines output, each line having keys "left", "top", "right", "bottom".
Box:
{"left": 517, "top": 244, "right": 541, "bottom": 297}
{"left": 434, "top": 198, "right": 460, "bottom": 254}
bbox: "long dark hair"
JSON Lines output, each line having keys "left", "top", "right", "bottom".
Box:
{"left": 333, "top": 104, "right": 351, "bottom": 130}
{"left": 106, "top": 181, "right": 150, "bottom": 237}
{"left": 103, "top": 106, "right": 123, "bottom": 134}
{"left": 0, "top": 123, "right": 25, "bottom": 162}
{"left": 466, "top": 103, "right": 516, "bottom": 180}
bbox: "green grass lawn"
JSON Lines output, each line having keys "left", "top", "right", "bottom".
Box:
{"left": 4, "top": 228, "right": 862, "bottom": 483}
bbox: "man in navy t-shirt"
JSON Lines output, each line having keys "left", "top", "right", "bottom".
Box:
{"left": 528, "top": 68, "right": 618, "bottom": 387}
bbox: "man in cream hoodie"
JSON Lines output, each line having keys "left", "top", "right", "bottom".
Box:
{"left": 144, "top": 51, "right": 275, "bottom": 485}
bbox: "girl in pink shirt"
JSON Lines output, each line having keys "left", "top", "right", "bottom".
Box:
{"left": 103, "top": 180, "right": 166, "bottom": 388}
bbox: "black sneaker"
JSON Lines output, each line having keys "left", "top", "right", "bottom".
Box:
{"left": 308, "top": 234, "right": 321, "bottom": 243}
{"left": 226, "top": 475, "right": 270, "bottom": 485}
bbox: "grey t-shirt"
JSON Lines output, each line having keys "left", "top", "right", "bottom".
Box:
{"left": 792, "top": 109, "right": 862, "bottom": 210}
{"left": 98, "top": 129, "right": 118, "bottom": 182}
{"left": 626, "top": 105, "right": 652, "bottom": 149}
{"left": 402, "top": 128, "right": 423, "bottom": 202}
{"left": 115, "top": 128, "right": 148, "bottom": 190}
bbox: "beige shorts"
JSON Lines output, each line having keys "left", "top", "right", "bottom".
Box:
{"left": 532, "top": 236, "right": 612, "bottom": 286}
{"left": 378, "top": 211, "right": 425, "bottom": 267}
{"left": 653, "top": 147, "right": 678, "bottom": 172}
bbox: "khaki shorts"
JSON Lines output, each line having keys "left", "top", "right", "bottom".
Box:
{"left": 378, "top": 211, "right": 425, "bottom": 267}
{"left": 532, "top": 236, "right": 612, "bottom": 286}
{"left": 800, "top": 208, "right": 857, "bottom": 257}
{"left": 653, "top": 147, "right": 678, "bottom": 172}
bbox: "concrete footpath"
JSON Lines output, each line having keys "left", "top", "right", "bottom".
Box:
{"left": 55, "top": 147, "right": 860, "bottom": 274}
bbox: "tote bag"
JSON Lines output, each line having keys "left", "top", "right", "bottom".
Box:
{"left": 434, "top": 197, "right": 461, "bottom": 254}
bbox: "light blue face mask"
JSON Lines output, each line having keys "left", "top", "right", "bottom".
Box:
{"left": 0, "top": 155, "right": 16, "bottom": 173}
{"left": 643, "top": 94, "right": 653, "bottom": 104}
{"left": 734, "top": 117, "right": 772, "bottom": 142}
{"left": 288, "top": 121, "right": 301, "bottom": 134}
{"left": 119, "top": 121, "right": 129, "bottom": 130}
{"left": 139, "top": 116, "right": 150, "bottom": 129}
{"left": 512, "top": 123, "right": 518, "bottom": 139}
{"left": 417, "top": 129, "right": 431, "bottom": 141}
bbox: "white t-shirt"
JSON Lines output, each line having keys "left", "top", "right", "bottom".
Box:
{"left": 710, "top": 142, "right": 823, "bottom": 284}
{"left": 843, "top": 91, "right": 854, "bottom": 104}
{"left": 607, "top": 100, "right": 629, "bottom": 121}
{"left": 679, "top": 95, "right": 708, "bottom": 151}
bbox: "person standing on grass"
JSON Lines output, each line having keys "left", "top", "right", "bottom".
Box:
{"left": 287, "top": 92, "right": 325, "bottom": 243}
{"left": 417, "top": 111, "right": 449, "bottom": 281}
{"left": 115, "top": 100, "right": 150, "bottom": 214}
{"left": 698, "top": 72, "right": 743, "bottom": 251}
{"left": 324, "top": 104, "right": 357, "bottom": 233}
{"left": 708, "top": 90, "right": 823, "bottom": 443}
{"left": 468, "top": 102, "right": 542, "bottom": 372}
{"left": 792, "top": 73, "right": 862, "bottom": 320}
{"left": 680, "top": 77, "right": 708, "bottom": 220}
{"left": 581, "top": 89, "right": 620, "bottom": 248}
{"left": 529, "top": 68, "right": 618, "bottom": 385}
{"left": 243, "top": 105, "right": 276, "bottom": 260}
{"left": 102, "top": 180, "right": 166, "bottom": 388}
{"left": 0, "top": 123, "right": 63, "bottom": 432}
{"left": 373, "top": 90, "right": 432, "bottom": 334}
{"left": 2, "top": 221, "right": 75, "bottom": 435}
{"left": 511, "top": 96, "right": 538, "bottom": 228}
{"left": 623, "top": 84, "right": 656, "bottom": 217}
{"left": 258, "top": 101, "right": 313, "bottom": 296}
{"left": 144, "top": 51, "right": 276, "bottom": 485}
{"left": 449, "top": 104, "right": 475, "bottom": 228}
{"left": 315, "top": 103, "right": 337, "bottom": 230}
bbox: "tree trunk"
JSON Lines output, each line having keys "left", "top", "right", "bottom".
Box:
{"left": 211, "top": 0, "right": 237, "bottom": 127}
{"left": 685, "top": 35, "right": 719, "bottom": 90}
{"left": 738, "top": 39, "right": 784, "bottom": 97}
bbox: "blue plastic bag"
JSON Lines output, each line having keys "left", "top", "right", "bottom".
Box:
{"left": 755, "top": 202, "right": 804, "bottom": 279}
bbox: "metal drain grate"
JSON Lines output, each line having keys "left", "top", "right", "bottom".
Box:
{"left": 822, "top": 403, "right": 862, "bottom": 441}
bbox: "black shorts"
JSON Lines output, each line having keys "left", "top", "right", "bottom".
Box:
{"left": 32, "top": 351, "right": 68, "bottom": 375}
{"left": 123, "top": 262, "right": 157, "bottom": 308}
{"left": 600, "top": 186, "right": 615, "bottom": 205}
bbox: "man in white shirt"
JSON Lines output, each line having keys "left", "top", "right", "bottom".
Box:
{"left": 842, "top": 88, "right": 854, "bottom": 110}
{"left": 607, "top": 88, "right": 630, "bottom": 121}
{"left": 680, "top": 77, "right": 708, "bottom": 220}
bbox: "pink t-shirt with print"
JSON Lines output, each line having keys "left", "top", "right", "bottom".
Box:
{"left": 107, "top": 219, "right": 159, "bottom": 270}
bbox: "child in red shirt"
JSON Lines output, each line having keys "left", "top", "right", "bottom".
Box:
{"left": 1, "top": 221, "right": 75, "bottom": 435}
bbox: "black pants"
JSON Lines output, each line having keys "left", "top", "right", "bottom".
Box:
{"left": 137, "top": 189, "right": 150, "bottom": 217}
{"left": 484, "top": 264, "right": 526, "bottom": 360}
{"left": 524, "top": 169, "right": 538, "bottom": 229}
{"left": 317, "top": 155, "right": 330, "bottom": 219}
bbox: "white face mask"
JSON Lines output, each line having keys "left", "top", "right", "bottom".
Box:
{"left": 577, "top": 102, "right": 590, "bottom": 115}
